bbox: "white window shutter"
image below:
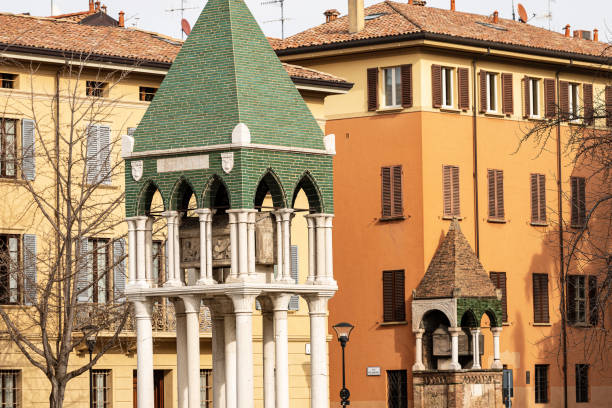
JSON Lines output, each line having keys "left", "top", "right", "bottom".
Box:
{"left": 22, "top": 235, "right": 37, "bottom": 305}
{"left": 21, "top": 119, "right": 35, "bottom": 181}
{"left": 77, "top": 238, "right": 91, "bottom": 302}
{"left": 98, "top": 125, "right": 111, "bottom": 185}
{"left": 86, "top": 125, "right": 99, "bottom": 185}
{"left": 289, "top": 245, "right": 299, "bottom": 310}
{"left": 113, "top": 239, "right": 126, "bottom": 303}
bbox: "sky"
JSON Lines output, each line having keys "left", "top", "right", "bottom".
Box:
{"left": 3, "top": 0, "right": 611, "bottom": 42}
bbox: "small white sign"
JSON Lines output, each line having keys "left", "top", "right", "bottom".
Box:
{"left": 367, "top": 367, "right": 381, "bottom": 376}
{"left": 157, "top": 154, "right": 209, "bottom": 173}
{"left": 305, "top": 343, "right": 311, "bottom": 355}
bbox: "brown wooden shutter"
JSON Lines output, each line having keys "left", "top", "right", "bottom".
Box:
{"left": 523, "top": 76, "right": 531, "bottom": 118}
{"left": 571, "top": 177, "right": 586, "bottom": 227}
{"left": 606, "top": 86, "right": 612, "bottom": 127}
{"left": 567, "top": 276, "right": 577, "bottom": 323}
{"left": 571, "top": 177, "right": 579, "bottom": 226}
{"left": 533, "top": 274, "right": 549, "bottom": 323}
{"left": 381, "top": 166, "right": 392, "bottom": 218}
{"left": 559, "top": 81, "right": 569, "bottom": 119}
{"left": 488, "top": 169, "right": 496, "bottom": 218}
{"left": 530, "top": 174, "right": 539, "bottom": 222}
{"left": 432, "top": 65, "right": 442, "bottom": 108}
{"left": 452, "top": 166, "right": 460, "bottom": 216}
{"left": 496, "top": 170, "right": 505, "bottom": 219}
{"left": 588, "top": 276, "right": 598, "bottom": 326}
{"left": 583, "top": 84, "right": 594, "bottom": 125}
{"left": 367, "top": 68, "right": 379, "bottom": 112}
{"left": 579, "top": 177, "right": 586, "bottom": 226}
{"left": 457, "top": 68, "right": 470, "bottom": 111}
{"left": 401, "top": 64, "right": 413, "bottom": 108}
{"left": 502, "top": 73, "right": 513, "bottom": 115}
{"left": 383, "top": 271, "right": 394, "bottom": 322}
{"left": 443, "top": 165, "right": 452, "bottom": 216}
{"left": 538, "top": 174, "right": 546, "bottom": 223}
{"left": 394, "top": 270, "right": 406, "bottom": 321}
{"left": 479, "top": 70, "right": 487, "bottom": 113}
{"left": 392, "top": 166, "right": 403, "bottom": 217}
{"left": 490, "top": 272, "right": 508, "bottom": 322}
{"left": 544, "top": 78, "right": 556, "bottom": 118}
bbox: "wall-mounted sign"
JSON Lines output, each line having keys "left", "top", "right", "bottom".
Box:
{"left": 305, "top": 343, "right": 311, "bottom": 355}
{"left": 367, "top": 367, "right": 381, "bottom": 376}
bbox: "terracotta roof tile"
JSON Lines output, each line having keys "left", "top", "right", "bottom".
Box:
{"left": 415, "top": 219, "right": 498, "bottom": 299}
{"left": 276, "top": 1, "right": 611, "bottom": 61}
{"left": 282, "top": 63, "right": 349, "bottom": 83}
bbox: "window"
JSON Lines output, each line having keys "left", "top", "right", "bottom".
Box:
{"left": 200, "top": 369, "right": 212, "bottom": 408}
{"left": 86, "top": 124, "right": 112, "bottom": 185}
{"left": 571, "top": 177, "right": 586, "bottom": 228}
{"left": 92, "top": 370, "right": 110, "bottom": 408}
{"left": 383, "top": 67, "right": 402, "bottom": 108}
{"left": 442, "top": 67, "right": 454, "bottom": 107}
{"left": 443, "top": 165, "right": 460, "bottom": 218}
{"left": 0, "top": 74, "right": 17, "bottom": 89}
{"left": 606, "top": 86, "right": 612, "bottom": 128}
{"left": 533, "top": 274, "right": 549, "bottom": 324}
{"left": 567, "top": 275, "right": 598, "bottom": 326}
{"left": 486, "top": 72, "right": 498, "bottom": 112}
{"left": 487, "top": 169, "right": 505, "bottom": 221}
{"left": 568, "top": 83, "right": 580, "bottom": 120}
{"left": 86, "top": 81, "right": 108, "bottom": 98}
{"left": 139, "top": 87, "right": 158, "bottom": 102}
{"left": 382, "top": 270, "right": 405, "bottom": 322}
{"left": 528, "top": 78, "right": 540, "bottom": 118}
{"left": 0, "top": 119, "right": 17, "bottom": 178}
{"left": 0, "top": 370, "right": 20, "bottom": 408}
{"left": 381, "top": 165, "right": 403, "bottom": 219}
{"left": 88, "top": 239, "right": 110, "bottom": 304}
{"left": 575, "top": 364, "right": 589, "bottom": 403}
{"left": 0, "top": 235, "right": 20, "bottom": 305}
{"left": 490, "top": 272, "right": 507, "bottom": 322}
{"left": 152, "top": 241, "right": 164, "bottom": 286}
{"left": 535, "top": 365, "right": 548, "bottom": 403}
{"left": 387, "top": 370, "right": 407, "bottom": 408}
{"left": 530, "top": 174, "right": 546, "bottom": 224}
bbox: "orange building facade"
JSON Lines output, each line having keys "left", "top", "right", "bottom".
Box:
{"left": 275, "top": 1, "right": 612, "bottom": 407}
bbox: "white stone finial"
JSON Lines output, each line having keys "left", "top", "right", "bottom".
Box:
{"left": 232, "top": 123, "right": 251, "bottom": 145}
{"left": 324, "top": 134, "right": 336, "bottom": 155}
{"left": 122, "top": 134, "right": 134, "bottom": 157}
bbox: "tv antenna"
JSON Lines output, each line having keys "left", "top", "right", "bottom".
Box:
{"left": 166, "top": 0, "right": 200, "bottom": 39}
{"left": 262, "top": 0, "right": 292, "bottom": 40}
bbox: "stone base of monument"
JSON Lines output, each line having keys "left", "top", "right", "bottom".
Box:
{"left": 413, "top": 370, "right": 503, "bottom": 408}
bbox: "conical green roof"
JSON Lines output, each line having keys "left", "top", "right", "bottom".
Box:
{"left": 132, "top": 0, "right": 325, "bottom": 152}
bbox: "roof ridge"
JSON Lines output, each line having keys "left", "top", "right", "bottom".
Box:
{"left": 384, "top": 0, "right": 423, "bottom": 31}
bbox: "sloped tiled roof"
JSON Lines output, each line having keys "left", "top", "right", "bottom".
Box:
{"left": 283, "top": 63, "right": 349, "bottom": 84}
{"left": 275, "top": 1, "right": 611, "bottom": 62}
{"left": 50, "top": 11, "right": 93, "bottom": 23}
{"left": 415, "top": 219, "right": 498, "bottom": 299}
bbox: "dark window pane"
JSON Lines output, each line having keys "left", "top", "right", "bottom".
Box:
{"left": 387, "top": 370, "right": 407, "bottom": 408}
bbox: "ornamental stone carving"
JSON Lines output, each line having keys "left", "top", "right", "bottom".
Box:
{"left": 411, "top": 298, "right": 457, "bottom": 331}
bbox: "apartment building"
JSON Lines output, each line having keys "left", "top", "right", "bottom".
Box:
{"left": 274, "top": 1, "right": 612, "bottom": 407}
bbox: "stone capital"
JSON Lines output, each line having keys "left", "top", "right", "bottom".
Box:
{"left": 269, "top": 293, "right": 293, "bottom": 311}
{"left": 304, "top": 294, "right": 331, "bottom": 315}
{"left": 491, "top": 326, "right": 503, "bottom": 336}
{"left": 256, "top": 295, "right": 274, "bottom": 313}
{"left": 181, "top": 295, "right": 202, "bottom": 314}
{"left": 195, "top": 208, "right": 213, "bottom": 222}
{"left": 448, "top": 327, "right": 463, "bottom": 336}
{"left": 414, "top": 328, "right": 425, "bottom": 339}
{"left": 132, "top": 299, "right": 153, "bottom": 319}
{"left": 470, "top": 327, "right": 481, "bottom": 334}
{"left": 171, "top": 297, "right": 186, "bottom": 316}
{"left": 228, "top": 292, "right": 260, "bottom": 314}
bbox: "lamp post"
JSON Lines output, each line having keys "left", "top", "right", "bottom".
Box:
{"left": 333, "top": 322, "right": 354, "bottom": 407}
{"left": 81, "top": 325, "right": 97, "bottom": 408}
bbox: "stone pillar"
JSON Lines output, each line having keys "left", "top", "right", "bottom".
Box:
{"left": 224, "top": 303, "right": 237, "bottom": 408}
{"left": 183, "top": 296, "right": 201, "bottom": 408}
{"left": 210, "top": 301, "right": 227, "bottom": 408}
{"left": 227, "top": 210, "right": 257, "bottom": 281}
{"left": 126, "top": 217, "right": 138, "bottom": 286}
{"left": 471, "top": 328, "right": 481, "bottom": 369}
{"left": 412, "top": 329, "right": 425, "bottom": 371}
{"left": 162, "top": 211, "right": 183, "bottom": 287}
{"left": 134, "top": 216, "right": 149, "bottom": 287}
{"left": 174, "top": 300, "right": 188, "bottom": 408}
{"left": 305, "top": 294, "right": 332, "bottom": 408}
{"left": 196, "top": 209, "right": 215, "bottom": 285}
{"left": 260, "top": 298, "right": 276, "bottom": 408}
{"left": 448, "top": 327, "right": 462, "bottom": 371}
{"left": 271, "top": 294, "right": 292, "bottom": 408}
{"left": 323, "top": 215, "right": 334, "bottom": 283}
{"left": 247, "top": 211, "right": 256, "bottom": 277}
{"left": 144, "top": 217, "right": 154, "bottom": 285}
{"left": 229, "top": 292, "right": 259, "bottom": 408}
{"left": 228, "top": 212, "right": 239, "bottom": 281}
{"left": 314, "top": 216, "right": 326, "bottom": 285}
{"left": 305, "top": 216, "right": 315, "bottom": 284}
{"left": 274, "top": 212, "right": 283, "bottom": 281}
{"left": 491, "top": 327, "right": 503, "bottom": 369}
{"left": 134, "top": 299, "right": 154, "bottom": 408}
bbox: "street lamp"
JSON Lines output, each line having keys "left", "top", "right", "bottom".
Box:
{"left": 81, "top": 325, "right": 97, "bottom": 408}
{"left": 333, "top": 322, "right": 354, "bottom": 406}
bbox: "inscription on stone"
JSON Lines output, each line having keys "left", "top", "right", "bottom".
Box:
{"left": 157, "top": 154, "right": 209, "bottom": 173}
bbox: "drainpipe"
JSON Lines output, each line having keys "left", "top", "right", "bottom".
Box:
{"left": 55, "top": 67, "right": 62, "bottom": 342}
{"left": 472, "top": 58, "right": 480, "bottom": 257}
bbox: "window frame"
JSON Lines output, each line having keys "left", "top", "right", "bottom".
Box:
{"left": 92, "top": 369, "right": 111, "bottom": 408}
{"left": 0, "top": 370, "right": 20, "bottom": 408}
{"left": 442, "top": 165, "right": 460, "bottom": 218}
{"left": 200, "top": 369, "right": 213, "bottom": 408}
{"left": 567, "top": 274, "right": 598, "bottom": 326}
{"left": 381, "top": 165, "right": 403, "bottom": 220}
{"left": 441, "top": 67, "right": 454, "bottom": 108}
{"left": 387, "top": 369, "right": 408, "bottom": 408}
{"left": 0, "top": 234, "right": 21, "bottom": 305}
{"left": 0, "top": 118, "right": 17, "bottom": 179}
{"left": 89, "top": 238, "right": 110, "bottom": 304}
{"left": 382, "top": 270, "right": 405, "bottom": 323}
{"left": 530, "top": 173, "right": 547, "bottom": 225}
{"left": 532, "top": 273, "right": 550, "bottom": 324}
{"left": 486, "top": 72, "right": 498, "bottom": 113}
{"left": 529, "top": 78, "right": 541, "bottom": 118}
{"left": 139, "top": 86, "right": 158, "bottom": 102}
{"left": 487, "top": 169, "right": 505, "bottom": 222}
{"left": 570, "top": 176, "right": 587, "bottom": 228}
{"left": 575, "top": 364, "right": 589, "bottom": 403}
{"left": 489, "top": 272, "right": 507, "bottom": 323}
{"left": 152, "top": 240, "right": 164, "bottom": 287}
{"left": 382, "top": 67, "right": 402, "bottom": 108}
{"left": 535, "top": 364, "right": 549, "bottom": 404}
{"left": 0, "top": 74, "right": 17, "bottom": 90}
{"left": 568, "top": 83, "right": 580, "bottom": 121}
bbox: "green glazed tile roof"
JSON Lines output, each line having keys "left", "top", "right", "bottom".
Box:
{"left": 132, "top": 0, "right": 325, "bottom": 152}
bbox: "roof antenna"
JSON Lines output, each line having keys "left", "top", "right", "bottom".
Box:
{"left": 166, "top": 0, "right": 199, "bottom": 39}
{"left": 511, "top": 0, "right": 516, "bottom": 21}
{"left": 262, "top": 0, "right": 293, "bottom": 40}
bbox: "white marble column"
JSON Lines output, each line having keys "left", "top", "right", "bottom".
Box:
{"left": 196, "top": 209, "right": 215, "bottom": 285}
{"left": 305, "top": 216, "right": 316, "bottom": 284}
{"left": 305, "top": 295, "right": 331, "bottom": 408}
{"left": 228, "top": 212, "right": 239, "bottom": 281}
{"left": 227, "top": 210, "right": 257, "bottom": 281}
{"left": 175, "top": 300, "right": 188, "bottom": 408}
{"left": 229, "top": 292, "right": 259, "bottom": 408}
{"left": 134, "top": 299, "right": 154, "bottom": 408}
{"left": 323, "top": 215, "right": 335, "bottom": 283}
{"left": 247, "top": 211, "right": 256, "bottom": 278}
{"left": 274, "top": 212, "right": 283, "bottom": 281}
{"left": 126, "top": 217, "right": 138, "bottom": 286}
{"left": 271, "top": 294, "right": 292, "bottom": 408}
{"left": 448, "top": 327, "right": 462, "bottom": 371}
{"left": 183, "top": 296, "right": 201, "bottom": 408}
{"left": 314, "top": 216, "right": 326, "bottom": 285}
{"left": 144, "top": 217, "right": 154, "bottom": 285}
{"left": 280, "top": 210, "right": 294, "bottom": 283}
{"left": 210, "top": 301, "right": 227, "bottom": 408}
{"left": 224, "top": 303, "right": 237, "bottom": 408}
{"left": 471, "top": 328, "right": 481, "bottom": 369}
{"left": 491, "top": 327, "right": 503, "bottom": 369}
{"left": 134, "top": 216, "right": 149, "bottom": 287}
{"left": 162, "top": 211, "right": 183, "bottom": 287}
{"left": 260, "top": 298, "right": 276, "bottom": 408}
{"left": 412, "top": 329, "right": 425, "bottom": 371}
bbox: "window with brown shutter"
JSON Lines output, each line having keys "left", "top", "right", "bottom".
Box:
{"left": 533, "top": 273, "right": 549, "bottom": 324}
{"left": 431, "top": 65, "right": 442, "bottom": 108}
{"left": 606, "top": 86, "right": 612, "bottom": 127}
{"left": 567, "top": 275, "right": 598, "bottom": 326}
{"left": 559, "top": 81, "right": 569, "bottom": 119}
{"left": 502, "top": 73, "right": 513, "bottom": 115}
{"left": 383, "top": 270, "right": 405, "bottom": 322}
{"left": 479, "top": 70, "right": 487, "bottom": 113}
{"left": 443, "top": 165, "right": 460, "bottom": 217}
{"left": 530, "top": 173, "right": 546, "bottom": 224}
{"left": 457, "top": 68, "right": 469, "bottom": 111}
{"left": 544, "top": 78, "right": 556, "bottom": 118}
{"left": 401, "top": 64, "right": 413, "bottom": 108}
{"left": 487, "top": 169, "right": 505, "bottom": 221}
{"left": 570, "top": 176, "right": 586, "bottom": 228}
{"left": 588, "top": 275, "right": 598, "bottom": 326}
{"left": 367, "top": 68, "right": 379, "bottom": 111}
{"left": 523, "top": 76, "right": 531, "bottom": 118}
{"left": 490, "top": 272, "right": 508, "bottom": 322}
{"left": 583, "top": 84, "right": 594, "bottom": 125}
{"left": 381, "top": 165, "right": 403, "bottom": 220}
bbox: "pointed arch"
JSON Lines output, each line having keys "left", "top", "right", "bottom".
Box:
{"left": 254, "top": 168, "right": 286, "bottom": 209}
{"left": 292, "top": 171, "right": 324, "bottom": 213}
{"left": 136, "top": 179, "right": 165, "bottom": 216}
{"left": 202, "top": 175, "right": 232, "bottom": 210}
{"left": 169, "top": 177, "right": 198, "bottom": 211}
{"left": 483, "top": 309, "right": 501, "bottom": 328}
{"left": 460, "top": 309, "right": 479, "bottom": 328}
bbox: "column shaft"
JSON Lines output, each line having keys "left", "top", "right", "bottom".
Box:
{"left": 306, "top": 296, "right": 330, "bottom": 408}
{"left": 134, "top": 300, "right": 154, "bottom": 408}
{"left": 135, "top": 217, "right": 147, "bottom": 286}
{"left": 262, "top": 309, "right": 276, "bottom": 408}
{"left": 230, "top": 294, "right": 258, "bottom": 408}
{"left": 127, "top": 218, "right": 137, "bottom": 286}
{"left": 144, "top": 217, "right": 154, "bottom": 284}
{"left": 211, "top": 309, "right": 226, "bottom": 408}
{"left": 196, "top": 209, "right": 214, "bottom": 285}
{"left": 448, "top": 327, "right": 461, "bottom": 371}
{"left": 471, "top": 328, "right": 481, "bottom": 369}
{"left": 247, "top": 212, "right": 256, "bottom": 277}
{"left": 224, "top": 311, "right": 237, "bottom": 408}
{"left": 175, "top": 302, "right": 188, "bottom": 408}
{"left": 305, "top": 216, "right": 315, "bottom": 284}
{"left": 238, "top": 213, "right": 248, "bottom": 278}
{"left": 229, "top": 213, "right": 238, "bottom": 280}
{"left": 183, "top": 296, "right": 201, "bottom": 408}
{"left": 491, "top": 327, "right": 503, "bottom": 369}
{"left": 272, "top": 294, "right": 291, "bottom": 408}
{"left": 206, "top": 215, "right": 214, "bottom": 281}
{"left": 275, "top": 214, "right": 283, "bottom": 281}
{"left": 163, "top": 212, "right": 182, "bottom": 287}
{"left": 412, "top": 329, "right": 425, "bottom": 371}
{"left": 324, "top": 216, "right": 334, "bottom": 282}
{"left": 314, "top": 217, "right": 326, "bottom": 284}
{"left": 173, "top": 216, "right": 181, "bottom": 284}
{"left": 281, "top": 213, "right": 291, "bottom": 281}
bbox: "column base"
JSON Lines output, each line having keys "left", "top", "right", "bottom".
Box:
{"left": 412, "top": 363, "right": 425, "bottom": 371}
{"left": 491, "top": 361, "right": 503, "bottom": 370}
{"left": 226, "top": 275, "right": 256, "bottom": 284}
{"left": 314, "top": 277, "right": 336, "bottom": 286}
{"left": 164, "top": 279, "right": 184, "bottom": 288}
{"left": 128, "top": 281, "right": 150, "bottom": 289}
{"left": 196, "top": 278, "right": 217, "bottom": 286}
{"left": 449, "top": 362, "right": 462, "bottom": 370}
{"left": 275, "top": 276, "right": 296, "bottom": 284}
{"left": 470, "top": 365, "right": 482, "bottom": 370}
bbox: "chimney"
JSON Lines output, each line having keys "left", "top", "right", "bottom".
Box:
{"left": 101, "top": 4, "right": 107, "bottom": 14}
{"left": 493, "top": 11, "right": 499, "bottom": 24}
{"left": 324, "top": 9, "right": 340, "bottom": 23}
{"left": 89, "top": 0, "right": 95, "bottom": 13}
{"left": 409, "top": 0, "right": 413, "bottom": 4}
{"left": 95, "top": 1, "right": 100, "bottom": 12}
{"left": 564, "top": 24, "right": 570, "bottom": 37}
{"left": 450, "top": 0, "right": 455, "bottom": 11}
{"left": 593, "top": 29, "right": 599, "bottom": 42}
{"left": 118, "top": 11, "right": 125, "bottom": 27}
{"left": 348, "top": 0, "right": 364, "bottom": 34}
